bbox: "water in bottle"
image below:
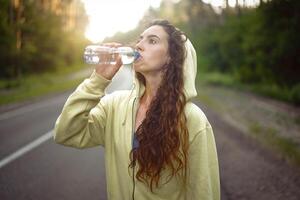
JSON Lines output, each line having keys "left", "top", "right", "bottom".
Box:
{"left": 83, "top": 45, "right": 140, "bottom": 65}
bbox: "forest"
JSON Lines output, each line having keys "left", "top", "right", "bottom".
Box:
{"left": 0, "top": 0, "right": 88, "bottom": 79}
{"left": 1, "top": 0, "right": 299, "bottom": 104}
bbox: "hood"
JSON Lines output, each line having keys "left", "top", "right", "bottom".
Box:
{"left": 181, "top": 38, "right": 198, "bottom": 100}
{"left": 133, "top": 38, "right": 198, "bottom": 100}
{"left": 122, "top": 38, "right": 198, "bottom": 125}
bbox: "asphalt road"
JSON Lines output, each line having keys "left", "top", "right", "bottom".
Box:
{"left": 0, "top": 66, "right": 133, "bottom": 200}
{"left": 1, "top": 65, "right": 300, "bottom": 200}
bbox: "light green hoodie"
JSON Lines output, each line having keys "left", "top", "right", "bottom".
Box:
{"left": 54, "top": 39, "right": 220, "bottom": 200}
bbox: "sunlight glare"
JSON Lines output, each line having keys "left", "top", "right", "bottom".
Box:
{"left": 202, "top": 0, "right": 224, "bottom": 7}
{"left": 229, "top": 0, "right": 236, "bottom": 7}
{"left": 82, "top": 0, "right": 161, "bottom": 43}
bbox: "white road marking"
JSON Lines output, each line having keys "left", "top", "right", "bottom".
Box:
{"left": 0, "top": 130, "right": 53, "bottom": 169}
{"left": 0, "top": 66, "right": 134, "bottom": 169}
{"left": 0, "top": 95, "right": 67, "bottom": 121}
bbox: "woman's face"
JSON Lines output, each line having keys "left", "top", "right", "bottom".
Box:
{"left": 134, "top": 25, "right": 170, "bottom": 74}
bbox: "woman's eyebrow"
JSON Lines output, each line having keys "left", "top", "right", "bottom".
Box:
{"left": 139, "top": 34, "right": 160, "bottom": 40}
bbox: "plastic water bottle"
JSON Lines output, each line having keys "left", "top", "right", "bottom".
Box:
{"left": 83, "top": 45, "right": 140, "bottom": 65}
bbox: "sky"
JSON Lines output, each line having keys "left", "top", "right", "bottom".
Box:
{"left": 81, "top": 0, "right": 162, "bottom": 43}
{"left": 81, "top": 0, "right": 259, "bottom": 43}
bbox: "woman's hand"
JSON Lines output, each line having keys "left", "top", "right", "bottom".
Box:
{"left": 95, "top": 43, "right": 123, "bottom": 80}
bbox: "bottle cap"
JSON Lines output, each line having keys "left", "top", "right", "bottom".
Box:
{"left": 134, "top": 52, "right": 140, "bottom": 60}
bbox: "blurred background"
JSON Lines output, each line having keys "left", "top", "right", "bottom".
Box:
{"left": 0, "top": 0, "right": 300, "bottom": 199}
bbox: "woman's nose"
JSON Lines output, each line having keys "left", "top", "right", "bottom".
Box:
{"left": 136, "top": 40, "right": 144, "bottom": 51}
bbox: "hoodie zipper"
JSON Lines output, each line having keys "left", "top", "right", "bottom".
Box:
{"left": 131, "top": 97, "right": 137, "bottom": 200}
{"left": 131, "top": 97, "right": 138, "bottom": 150}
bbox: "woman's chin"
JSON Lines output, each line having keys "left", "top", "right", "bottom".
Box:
{"left": 133, "top": 63, "right": 143, "bottom": 72}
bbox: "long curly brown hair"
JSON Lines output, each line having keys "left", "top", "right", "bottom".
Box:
{"left": 129, "top": 20, "right": 189, "bottom": 191}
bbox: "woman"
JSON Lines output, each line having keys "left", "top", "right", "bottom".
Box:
{"left": 54, "top": 19, "right": 220, "bottom": 200}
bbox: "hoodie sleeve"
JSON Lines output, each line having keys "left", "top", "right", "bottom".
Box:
{"left": 54, "top": 70, "right": 111, "bottom": 148}
{"left": 186, "top": 122, "right": 221, "bottom": 200}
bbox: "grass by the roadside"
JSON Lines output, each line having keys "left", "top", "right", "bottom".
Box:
{"left": 249, "top": 122, "right": 300, "bottom": 167}
{"left": 0, "top": 64, "right": 89, "bottom": 106}
{"left": 196, "top": 71, "right": 300, "bottom": 106}
{"left": 196, "top": 74, "right": 300, "bottom": 168}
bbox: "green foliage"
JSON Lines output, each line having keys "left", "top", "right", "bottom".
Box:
{"left": 186, "top": 0, "right": 300, "bottom": 105}
{"left": 258, "top": 0, "right": 300, "bottom": 86}
{"left": 0, "top": 0, "right": 88, "bottom": 79}
{"left": 0, "top": 68, "right": 84, "bottom": 105}
{"left": 89, "top": 0, "right": 300, "bottom": 105}
{"left": 290, "top": 84, "right": 300, "bottom": 104}
{"left": 249, "top": 121, "right": 300, "bottom": 167}
{"left": 0, "top": 0, "right": 17, "bottom": 78}
{"left": 21, "top": 2, "right": 64, "bottom": 73}
{"left": 200, "top": 0, "right": 300, "bottom": 88}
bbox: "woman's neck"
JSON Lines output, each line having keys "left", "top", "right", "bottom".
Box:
{"left": 141, "top": 72, "right": 163, "bottom": 106}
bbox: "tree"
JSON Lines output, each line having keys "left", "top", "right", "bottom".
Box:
{"left": 0, "top": 0, "right": 88, "bottom": 79}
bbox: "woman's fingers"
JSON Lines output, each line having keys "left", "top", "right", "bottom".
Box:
{"left": 95, "top": 43, "right": 123, "bottom": 80}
